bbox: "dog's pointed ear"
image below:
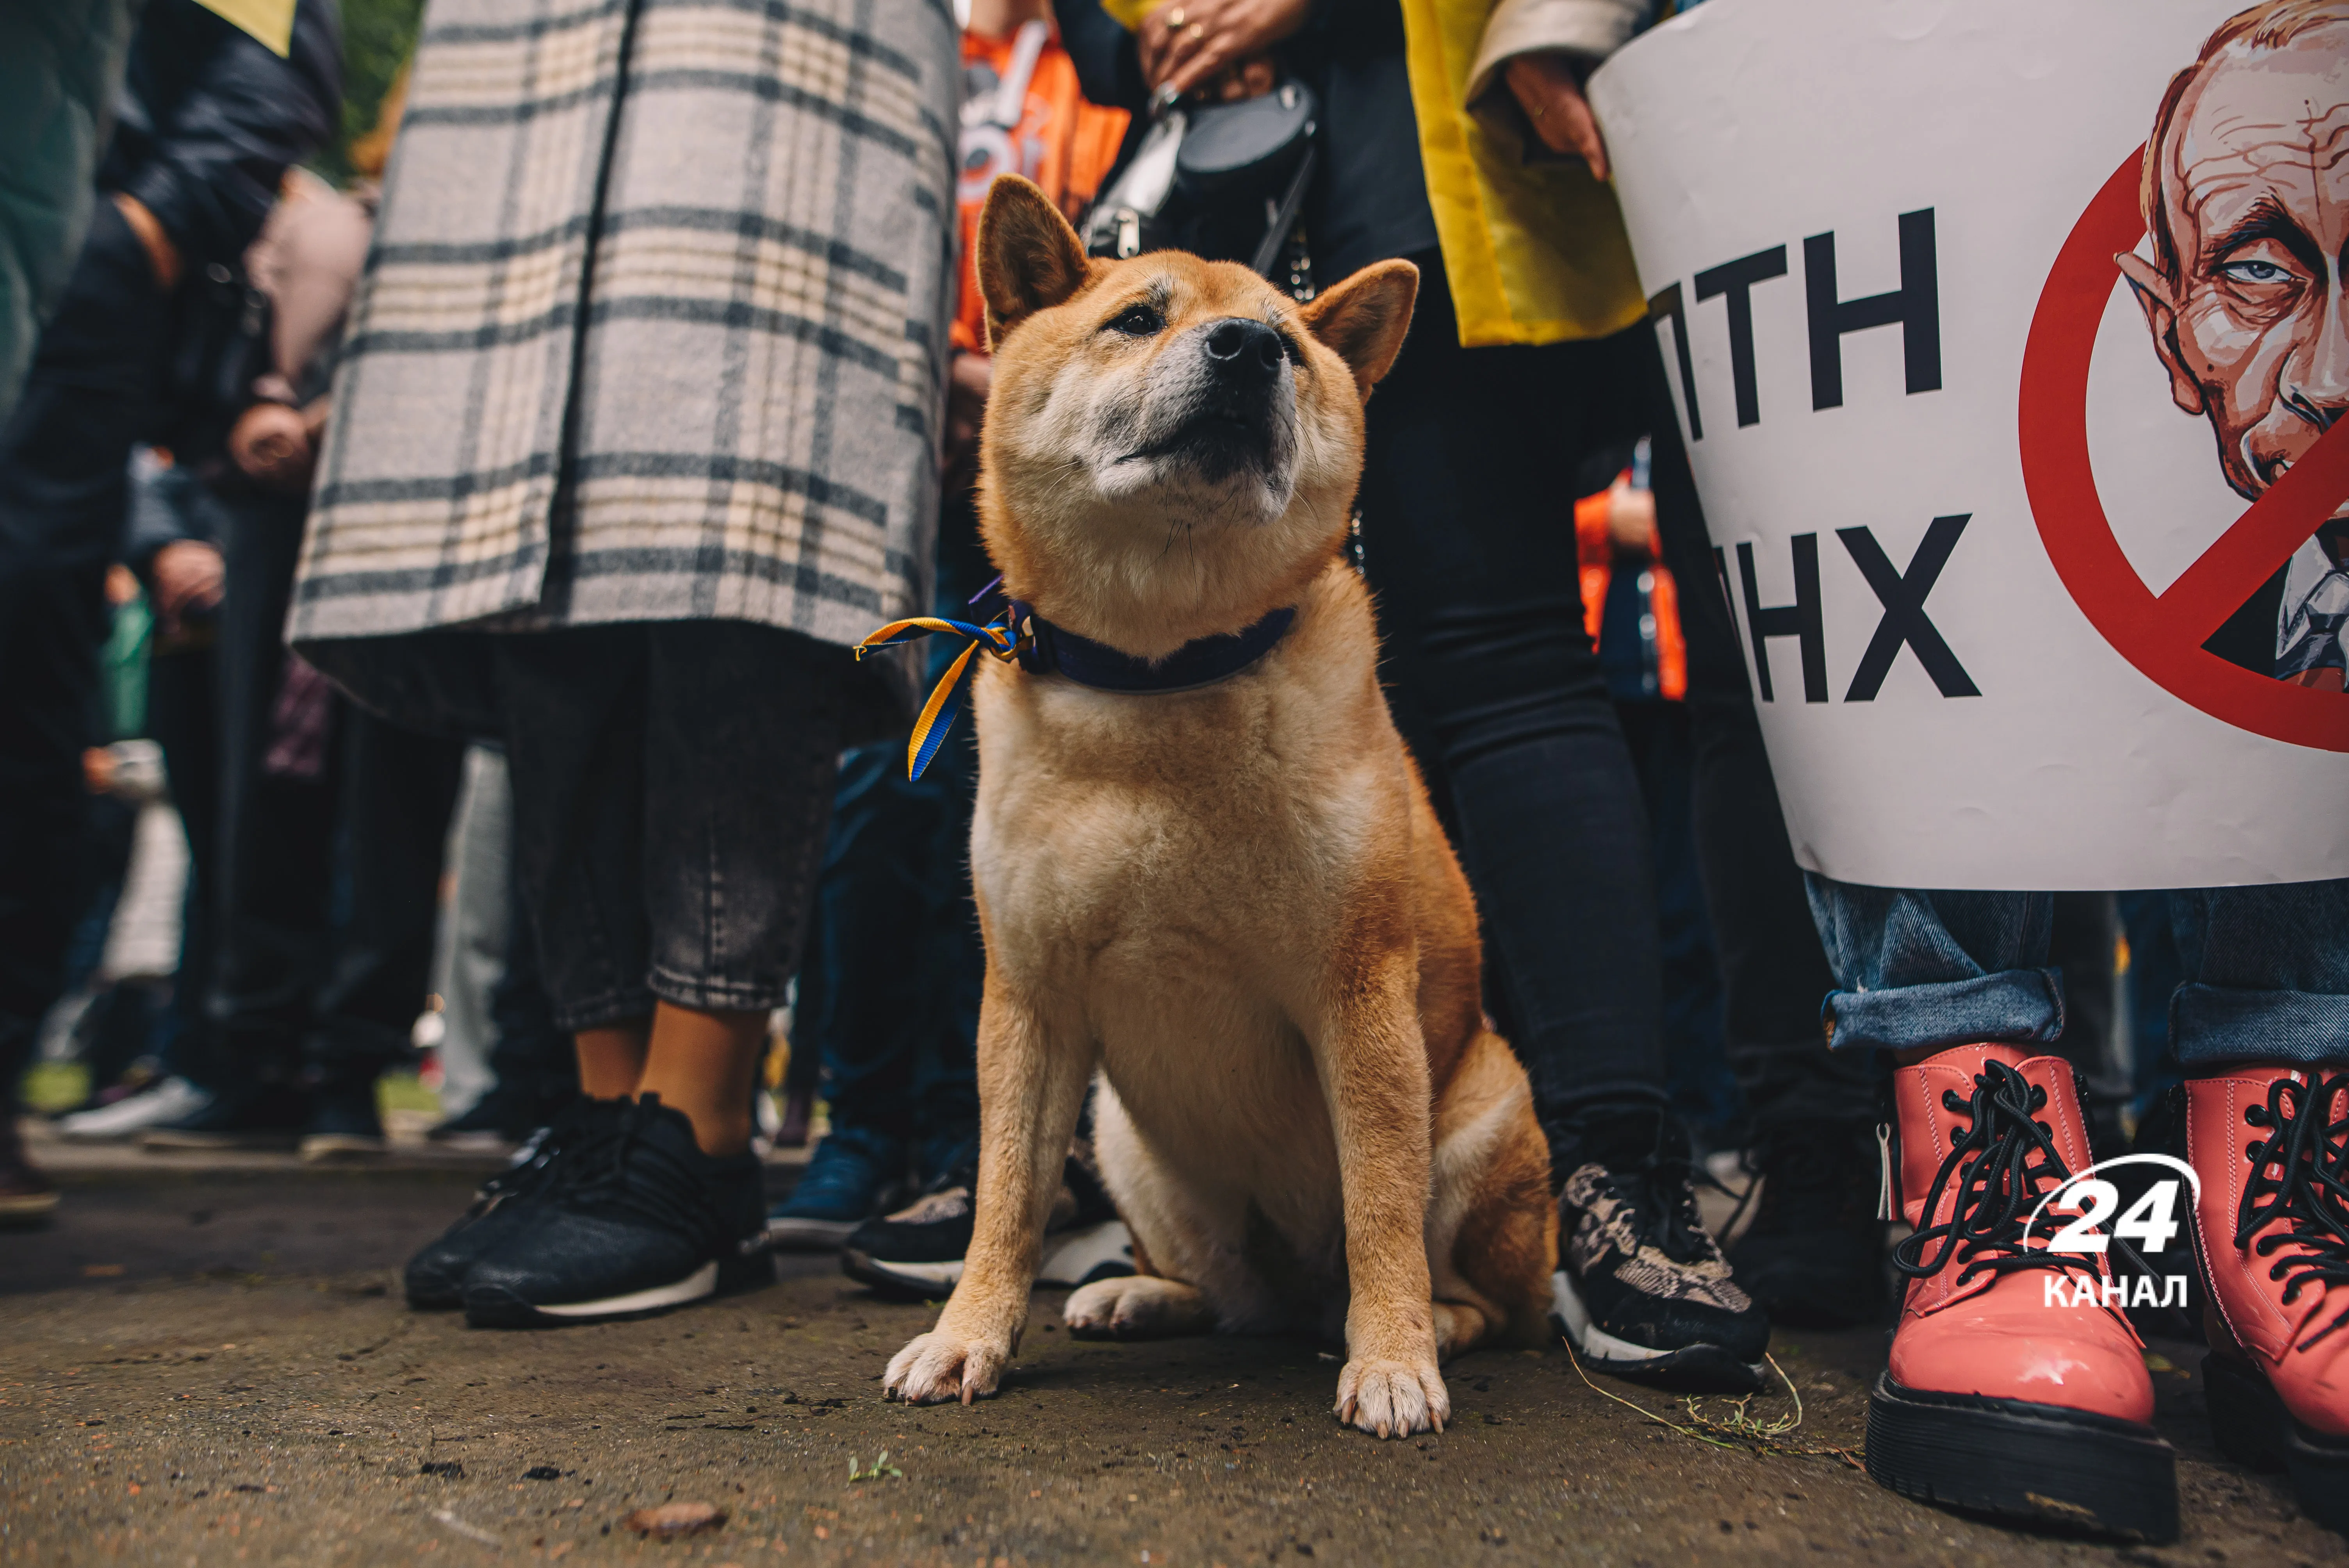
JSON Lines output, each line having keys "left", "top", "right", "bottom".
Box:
{"left": 979, "top": 174, "right": 1092, "bottom": 349}
{"left": 1301, "top": 260, "right": 1418, "bottom": 398}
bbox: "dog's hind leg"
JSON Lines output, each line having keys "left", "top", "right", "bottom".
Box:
{"left": 887, "top": 974, "right": 1093, "bottom": 1406}
{"left": 1436, "top": 1032, "right": 1559, "bottom": 1352}
{"left": 1066, "top": 1274, "right": 1213, "bottom": 1338}
{"left": 1077, "top": 1078, "right": 1281, "bottom": 1335}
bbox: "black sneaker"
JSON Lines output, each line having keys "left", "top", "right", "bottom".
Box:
{"left": 841, "top": 1155, "right": 1133, "bottom": 1299}
{"left": 1724, "top": 1119, "right": 1887, "bottom": 1329}
{"left": 1552, "top": 1115, "right": 1770, "bottom": 1393}
{"left": 299, "top": 1074, "right": 387, "bottom": 1163}
{"left": 141, "top": 1083, "right": 309, "bottom": 1150}
{"left": 404, "top": 1099, "right": 616, "bottom": 1310}
{"left": 460, "top": 1094, "right": 773, "bottom": 1327}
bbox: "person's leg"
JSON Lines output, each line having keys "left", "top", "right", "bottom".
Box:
{"left": 1356, "top": 261, "right": 1663, "bottom": 1150}
{"left": 763, "top": 745, "right": 927, "bottom": 1246}
{"left": 1356, "top": 253, "right": 1760, "bottom": 1390}
{"left": 0, "top": 381, "right": 115, "bottom": 1218}
{"left": 400, "top": 625, "right": 656, "bottom": 1313}
{"left": 2047, "top": 891, "right": 2130, "bottom": 1158}
{"left": 454, "top": 622, "right": 842, "bottom": 1326}
{"left": 633, "top": 620, "right": 840, "bottom": 1149}
{"left": 144, "top": 644, "right": 217, "bottom": 1089}
{"left": 1803, "top": 873, "right": 2174, "bottom": 1538}
{"left": 300, "top": 702, "right": 465, "bottom": 1157}
{"left": 2167, "top": 880, "right": 2349, "bottom": 1527}
{"left": 428, "top": 743, "right": 512, "bottom": 1124}
{"left": 1631, "top": 327, "right": 1890, "bottom": 1325}
{"left": 635, "top": 1003, "right": 771, "bottom": 1156}
{"left": 482, "top": 861, "right": 577, "bottom": 1134}
{"left": 150, "top": 489, "right": 330, "bottom": 1144}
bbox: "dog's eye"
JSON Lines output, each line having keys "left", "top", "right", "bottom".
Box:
{"left": 1105, "top": 304, "right": 1163, "bottom": 337}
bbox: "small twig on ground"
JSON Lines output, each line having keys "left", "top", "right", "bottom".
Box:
{"left": 1561, "top": 1343, "right": 1864, "bottom": 1470}
{"left": 429, "top": 1507, "right": 502, "bottom": 1548}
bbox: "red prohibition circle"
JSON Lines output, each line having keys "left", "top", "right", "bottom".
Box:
{"left": 2018, "top": 148, "right": 2349, "bottom": 752}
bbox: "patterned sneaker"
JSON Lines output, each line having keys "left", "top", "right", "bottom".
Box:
{"left": 1552, "top": 1116, "right": 1769, "bottom": 1393}
{"left": 842, "top": 1155, "right": 1133, "bottom": 1298}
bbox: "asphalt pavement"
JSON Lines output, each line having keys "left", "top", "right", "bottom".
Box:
{"left": 3, "top": 1140, "right": 2344, "bottom": 1568}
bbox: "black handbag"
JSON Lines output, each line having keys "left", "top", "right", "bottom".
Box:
{"left": 1080, "top": 78, "right": 1320, "bottom": 299}
{"left": 157, "top": 255, "right": 272, "bottom": 463}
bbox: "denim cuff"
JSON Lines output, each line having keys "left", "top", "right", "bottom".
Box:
{"left": 649, "top": 966, "right": 791, "bottom": 1017}
{"left": 1821, "top": 967, "right": 2065, "bottom": 1054}
{"left": 549, "top": 984, "right": 659, "bottom": 1034}
{"left": 2170, "top": 984, "right": 2349, "bottom": 1069}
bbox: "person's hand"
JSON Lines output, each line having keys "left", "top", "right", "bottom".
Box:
{"left": 151, "top": 540, "right": 225, "bottom": 632}
{"left": 229, "top": 400, "right": 319, "bottom": 492}
{"left": 1503, "top": 52, "right": 1608, "bottom": 180}
{"left": 83, "top": 747, "right": 119, "bottom": 796}
{"left": 1605, "top": 479, "right": 1656, "bottom": 557}
{"left": 111, "top": 193, "right": 184, "bottom": 292}
{"left": 944, "top": 350, "right": 994, "bottom": 489}
{"left": 1138, "top": 0, "right": 1311, "bottom": 101}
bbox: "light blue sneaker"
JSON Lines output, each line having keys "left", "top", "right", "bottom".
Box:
{"left": 764, "top": 1126, "right": 905, "bottom": 1250}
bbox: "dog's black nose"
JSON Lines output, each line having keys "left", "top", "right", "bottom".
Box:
{"left": 1202, "top": 318, "right": 1283, "bottom": 387}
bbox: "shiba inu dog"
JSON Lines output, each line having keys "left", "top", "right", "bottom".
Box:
{"left": 881, "top": 175, "right": 1558, "bottom": 1439}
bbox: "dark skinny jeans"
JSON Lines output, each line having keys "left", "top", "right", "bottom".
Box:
{"left": 1356, "top": 252, "right": 1666, "bottom": 1159}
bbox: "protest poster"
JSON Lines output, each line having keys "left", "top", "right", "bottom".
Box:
{"left": 1588, "top": 0, "right": 2348, "bottom": 889}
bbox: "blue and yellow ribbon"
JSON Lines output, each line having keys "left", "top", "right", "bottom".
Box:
{"left": 856, "top": 612, "right": 1023, "bottom": 780}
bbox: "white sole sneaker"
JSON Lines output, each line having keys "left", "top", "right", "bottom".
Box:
{"left": 1040, "top": 1220, "right": 1135, "bottom": 1287}
{"left": 57, "top": 1078, "right": 212, "bottom": 1142}
{"left": 533, "top": 1261, "right": 720, "bottom": 1318}
{"left": 1549, "top": 1269, "right": 1764, "bottom": 1393}
{"left": 842, "top": 1219, "right": 1135, "bottom": 1297}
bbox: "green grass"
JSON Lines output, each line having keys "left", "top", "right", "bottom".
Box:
{"left": 19, "top": 1062, "right": 89, "bottom": 1116}
{"left": 376, "top": 1070, "right": 438, "bottom": 1117}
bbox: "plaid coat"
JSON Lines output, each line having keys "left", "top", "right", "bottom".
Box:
{"left": 289, "top": 0, "right": 958, "bottom": 736}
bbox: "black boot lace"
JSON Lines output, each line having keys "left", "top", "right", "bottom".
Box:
{"left": 1891, "top": 1059, "right": 2137, "bottom": 1289}
{"left": 2232, "top": 1071, "right": 2349, "bottom": 1349}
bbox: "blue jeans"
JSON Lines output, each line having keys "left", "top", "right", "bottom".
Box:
{"left": 1804, "top": 878, "right": 2349, "bottom": 1068}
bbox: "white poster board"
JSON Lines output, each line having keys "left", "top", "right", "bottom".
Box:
{"left": 1589, "top": 0, "right": 2349, "bottom": 889}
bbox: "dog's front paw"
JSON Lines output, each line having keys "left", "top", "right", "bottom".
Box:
{"left": 1333, "top": 1357, "right": 1448, "bottom": 1439}
{"left": 884, "top": 1329, "right": 1009, "bottom": 1406}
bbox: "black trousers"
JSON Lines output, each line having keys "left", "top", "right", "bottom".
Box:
{"left": 203, "top": 485, "right": 464, "bottom": 1085}
{"left": 1357, "top": 252, "right": 1664, "bottom": 1153}
{"left": 1631, "top": 324, "right": 1872, "bottom": 1130}
{"left": 1361, "top": 249, "right": 1870, "bottom": 1156}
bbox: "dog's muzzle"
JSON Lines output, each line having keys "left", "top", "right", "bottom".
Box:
{"left": 1156, "top": 317, "right": 1290, "bottom": 483}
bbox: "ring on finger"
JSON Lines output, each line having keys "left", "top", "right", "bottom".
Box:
{"left": 1187, "top": 21, "right": 1205, "bottom": 40}
{"left": 1166, "top": 5, "right": 1186, "bottom": 26}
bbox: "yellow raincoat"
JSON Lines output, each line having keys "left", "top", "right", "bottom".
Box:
{"left": 1398, "top": 0, "right": 1649, "bottom": 347}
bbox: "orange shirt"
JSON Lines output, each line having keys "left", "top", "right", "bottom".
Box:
{"left": 953, "top": 28, "right": 1129, "bottom": 354}
{"left": 1574, "top": 478, "right": 1688, "bottom": 702}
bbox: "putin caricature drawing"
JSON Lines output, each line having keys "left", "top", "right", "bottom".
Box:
{"left": 2118, "top": 0, "right": 2349, "bottom": 691}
